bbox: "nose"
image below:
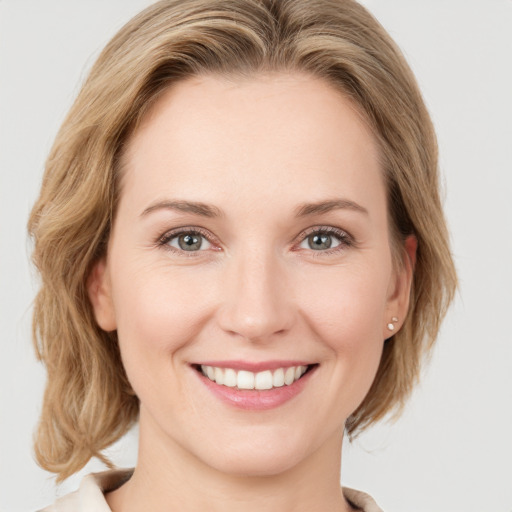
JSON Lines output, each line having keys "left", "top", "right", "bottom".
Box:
{"left": 216, "top": 250, "right": 296, "bottom": 342}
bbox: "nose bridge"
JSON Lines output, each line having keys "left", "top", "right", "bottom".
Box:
{"left": 218, "top": 246, "right": 294, "bottom": 341}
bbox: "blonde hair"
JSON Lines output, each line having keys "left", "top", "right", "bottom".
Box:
{"left": 28, "top": 0, "right": 457, "bottom": 481}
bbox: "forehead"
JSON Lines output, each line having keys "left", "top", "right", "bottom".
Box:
{"left": 119, "top": 72, "right": 384, "bottom": 211}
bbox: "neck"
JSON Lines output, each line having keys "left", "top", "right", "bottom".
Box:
{"left": 107, "top": 411, "right": 353, "bottom": 512}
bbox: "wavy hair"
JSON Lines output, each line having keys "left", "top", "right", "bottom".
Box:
{"left": 28, "top": 0, "right": 457, "bottom": 481}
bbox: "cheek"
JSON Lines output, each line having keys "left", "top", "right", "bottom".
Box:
{"left": 299, "top": 261, "right": 390, "bottom": 343}
{"left": 110, "top": 262, "right": 215, "bottom": 389}
{"left": 296, "top": 261, "right": 391, "bottom": 406}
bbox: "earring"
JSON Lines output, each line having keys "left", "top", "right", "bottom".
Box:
{"left": 387, "top": 317, "right": 399, "bottom": 331}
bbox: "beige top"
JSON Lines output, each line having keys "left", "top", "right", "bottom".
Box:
{"left": 39, "top": 468, "right": 384, "bottom": 512}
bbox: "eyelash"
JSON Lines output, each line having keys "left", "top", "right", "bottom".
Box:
{"left": 156, "top": 225, "right": 354, "bottom": 256}
{"left": 156, "top": 226, "right": 217, "bottom": 256}
{"left": 295, "top": 226, "right": 355, "bottom": 255}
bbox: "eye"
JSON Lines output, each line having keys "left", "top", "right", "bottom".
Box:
{"left": 164, "top": 231, "right": 212, "bottom": 252}
{"left": 297, "top": 227, "right": 352, "bottom": 252}
{"left": 301, "top": 232, "right": 340, "bottom": 251}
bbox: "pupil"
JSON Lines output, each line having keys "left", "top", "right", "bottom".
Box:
{"left": 179, "top": 234, "right": 201, "bottom": 251}
{"left": 309, "top": 233, "right": 331, "bottom": 250}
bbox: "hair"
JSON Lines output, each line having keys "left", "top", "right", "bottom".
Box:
{"left": 28, "top": 0, "right": 457, "bottom": 482}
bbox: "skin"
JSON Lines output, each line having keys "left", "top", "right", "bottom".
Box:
{"left": 88, "top": 72, "right": 415, "bottom": 512}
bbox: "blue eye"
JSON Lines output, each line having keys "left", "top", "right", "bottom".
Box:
{"left": 166, "top": 232, "right": 212, "bottom": 252}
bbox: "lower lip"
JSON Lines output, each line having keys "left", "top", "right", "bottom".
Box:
{"left": 195, "top": 367, "right": 316, "bottom": 411}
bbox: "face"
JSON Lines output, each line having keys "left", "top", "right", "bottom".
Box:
{"left": 89, "top": 73, "right": 413, "bottom": 477}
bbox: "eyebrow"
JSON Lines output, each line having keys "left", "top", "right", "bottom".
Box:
{"left": 140, "top": 200, "right": 223, "bottom": 218}
{"left": 140, "top": 198, "right": 367, "bottom": 219}
{"left": 294, "top": 199, "right": 368, "bottom": 217}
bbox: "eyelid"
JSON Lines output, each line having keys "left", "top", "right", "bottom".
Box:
{"left": 156, "top": 226, "right": 221, "bottom": 253}
{"left": 155, "top": 224, "right": 354, "bottom": 255}
{"left": 293, "top": 225, "right": 355, "bottom": 253}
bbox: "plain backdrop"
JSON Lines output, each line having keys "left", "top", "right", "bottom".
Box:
{"left": 1, "top": 1, "right": 511, "bottom": 511}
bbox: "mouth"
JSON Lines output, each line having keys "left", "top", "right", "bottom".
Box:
{"left": 193, "top": 363, "right": 317, "bottom": 391}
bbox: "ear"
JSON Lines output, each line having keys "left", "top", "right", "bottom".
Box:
{"left": 87, "top": 257, "right": 117, "bottom": 332}
{"left": 383, "top": 235, "right": 417, "bottom": 338}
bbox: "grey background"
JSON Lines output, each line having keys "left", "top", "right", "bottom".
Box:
{"left": 1, "top": 1, "right": 511, "bottom": 511}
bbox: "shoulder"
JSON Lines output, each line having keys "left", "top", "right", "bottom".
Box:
{"left": 343, "top": 486, "right": 384, "bottom": 512}
{"left": 37, "top": 468, "right": 134, "bottom": 512}
{"left": 37, "top": 490, "right": 79, "bottom": 512}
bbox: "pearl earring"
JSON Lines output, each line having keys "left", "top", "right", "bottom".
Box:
{"left": 387, "top": 317, "right": 399, "bottom": 331}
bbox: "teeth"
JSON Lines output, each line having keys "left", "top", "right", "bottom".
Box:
{"left": 272, "top": 368, "right": 285, "bottom": 387}
{"left": 224, "top": 368, "right": 237, "bottom": 388}
{"left": 214, "top": 367, "right": 224, "bottom": 385}
{"left": 206, "top": 366, "right": 215, "bottom": 380}
{"left": 200, "top": 365, "right": 308, "bottom": 390}
{"left": 254, "top": 370, "right": 273, "bottom": 390}
{"left": 237, "top": 370, "right": 255, "bottom": 390}
{"left": 284, "top": 367, "right": 295, "bottom": 385}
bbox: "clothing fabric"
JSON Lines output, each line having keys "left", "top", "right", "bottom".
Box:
{"left": 39, "top": 468, "right": 384, "bottom": 512}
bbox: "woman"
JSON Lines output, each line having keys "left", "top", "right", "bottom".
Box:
{"left": 29, "top": 0, "right": 456, "bottom": 510}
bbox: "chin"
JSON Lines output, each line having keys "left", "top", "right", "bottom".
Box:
{"left": 210, "top": 449, "right": 306, "bottom": 478}
{"left": 192, "top": 428, "right": 318, "bottom": 478}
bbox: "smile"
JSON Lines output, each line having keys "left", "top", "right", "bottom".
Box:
{"left": 200, "top": 364, "right": 309, "bottom": 390}
{"left": 193, "top": 362, "right": 317, "bottom": 410}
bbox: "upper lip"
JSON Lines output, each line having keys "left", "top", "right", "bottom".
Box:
{"left": 192, "top": 360, "right": 315, "bottom": 372}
